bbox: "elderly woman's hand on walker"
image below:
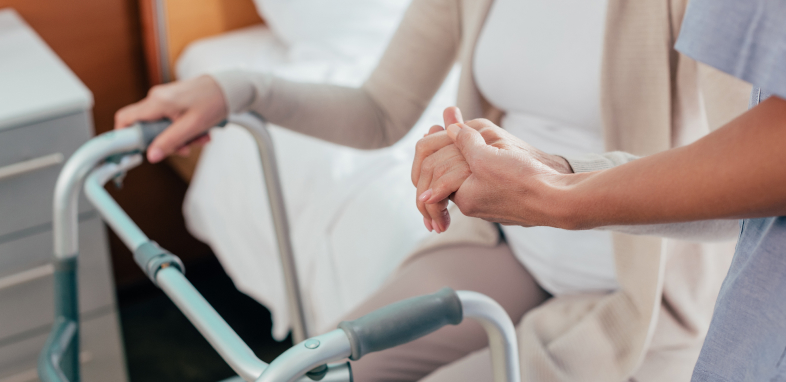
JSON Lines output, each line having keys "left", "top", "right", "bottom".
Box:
{"left": 413, "top": 111, "right": 577, "bottom": 231}
{"left": 114, "top": 75, "right": 228, "bottom": 163}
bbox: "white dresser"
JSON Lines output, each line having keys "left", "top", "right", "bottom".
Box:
{"left": 0, "top": 9, "right": 127, "bottom": 382}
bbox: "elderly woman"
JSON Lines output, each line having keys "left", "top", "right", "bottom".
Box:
{"left": 115, "top": 0, "right": 750, "bottom": 380}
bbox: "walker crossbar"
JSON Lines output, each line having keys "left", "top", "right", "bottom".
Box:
{"left": 39, "top": 114, "right": 522, "bottom": 382}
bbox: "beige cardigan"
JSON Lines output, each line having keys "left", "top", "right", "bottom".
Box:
{"left": 213, "top": 0, "right": 751, "bottom": 380}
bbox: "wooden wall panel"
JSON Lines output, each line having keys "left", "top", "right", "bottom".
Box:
{"left": 140, "top": 0, "right": 262, "bottom": 84}
{"left": 0, "top": 0, "right": 214, "bottom": 289}
{"left": 166, "top": 0, "right": 263, "bottom": 74}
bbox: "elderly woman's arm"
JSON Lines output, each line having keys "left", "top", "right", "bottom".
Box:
{"left": 115, "top": 0, "right": 460, "bottom": 160}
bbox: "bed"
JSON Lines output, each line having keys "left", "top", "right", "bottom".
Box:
{"left": 139, "top": 0, "right": 460, "bottom": 339}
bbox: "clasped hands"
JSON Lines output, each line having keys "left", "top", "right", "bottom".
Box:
{"left": 412, "top": 107, "right": 577, "bottom": 233}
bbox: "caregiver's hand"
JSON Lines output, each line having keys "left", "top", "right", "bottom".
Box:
{"left": 114, "top": 75, "right": 227, "bottom": 163}
{"left": 411, "top": 107, "right": 464, "bottom": 233}
{"left": 417, "top": 119, "right": 574, "bottom": 229}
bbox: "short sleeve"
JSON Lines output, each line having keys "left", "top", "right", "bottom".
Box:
{"left": 675, "top": 0, "right": 786, "bottom": 100}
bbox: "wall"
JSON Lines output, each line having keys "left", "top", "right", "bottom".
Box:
{"left": 0, "top": 0, "right": 213, "bottom": 289}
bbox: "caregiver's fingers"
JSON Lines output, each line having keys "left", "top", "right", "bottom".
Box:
{"left": 412, "top": 131, "right": 453, "bottom": 186}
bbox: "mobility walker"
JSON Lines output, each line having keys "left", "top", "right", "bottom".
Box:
{"left": 37, "top": 113, "right": 521, "bottom": 382}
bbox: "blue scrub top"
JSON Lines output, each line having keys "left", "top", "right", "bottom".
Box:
{"left": 675, "top": 0, "right": 786, "bottom": 381}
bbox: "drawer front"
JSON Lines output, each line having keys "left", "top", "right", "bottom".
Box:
{"left": 0, "top": 212, "right": 99, "bottom": 278}
{"left": 0, "top": 111, "right": 93, "bottom": 238}
{"left": 0, "top": 312, "right": 127, "bottom": 382}
{"left": 0, "top": 217, "right": 115, "bottom": 341}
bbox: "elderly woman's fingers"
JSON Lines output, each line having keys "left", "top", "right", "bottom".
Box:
{"left": 173, "top": 134, "right": 211, "bottom": 157}
{"left": 426, "top": 198, "right": 451, "bottom": 233}
{"left": 416, "top": 145, "right": 466, "bottom": 232}
{"left": 411, "top": 107, "right": 465, "bottom": 185}
{"left": 114, "top": 75, "right": 227, "bottom": 163}
{"left": 421, "top": 161, "right": 470, "bottom": 233}
{"left": 423, "top": 216, "right": 434, "bottom": 231}
{"left": 443, "top": 106, "right": 463, "bottom": 127}
{"left": 424, "top": 165, "right": 471, "bottom": 204}
{"left": 425, "top": 124, "right": 444, "bottom": 137}
{"left": 415, "top": 155, "right": 436, "bottom": 227}
{"left": 175, "top": 146, "right": 191, "bottom": 157}
{"left": 114, "top": 95, "right": 180, "bottom": 131}
{"left": 412, "top": 131, "right": 453, "bottom": 186}
{"left": 146, "top": 111, "right": 210, "bottom": 162}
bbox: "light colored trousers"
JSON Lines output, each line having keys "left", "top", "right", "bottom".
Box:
{"left": 338, "top": 242, "right": 549, "bottom": 382}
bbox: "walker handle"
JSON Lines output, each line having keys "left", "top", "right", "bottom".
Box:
{"left": 337, "top": 287, "right": 463, "bottom": 361}
{"left": 139, "top": 119, "right": 172, "bottom": 148}
{"left": 138, "top": 119, "right": 227, "bottom": 149}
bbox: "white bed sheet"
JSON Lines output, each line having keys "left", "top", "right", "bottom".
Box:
{"left": 176, "top": 25, "right": 459, "bottom": 339}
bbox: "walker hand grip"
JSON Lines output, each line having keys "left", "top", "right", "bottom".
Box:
{"left": 337, "top": 287, "right": 463, "bottom": 361}
{"left": 139, "top": 119, "right": 173, "bottom": 148}
{"left": 138, "top": 119, "right": 228, "bottom": 149}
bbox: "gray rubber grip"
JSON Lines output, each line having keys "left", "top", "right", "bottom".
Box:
{"left": 139, "top": 119, "right": 173, "bottom": 148}
{"left": 139, "top": 119, "right": 228, "bottom": 149}
{"left": 338, "top": 287, "right": 462, "bottom": 361}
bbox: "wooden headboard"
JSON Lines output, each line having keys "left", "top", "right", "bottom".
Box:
{"left": 139, "top": 0, "right": 263, "bottom": 84}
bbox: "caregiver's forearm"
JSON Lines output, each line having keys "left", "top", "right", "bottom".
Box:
{"left": 559, "top": 96, "right": 786, "bottom": 229}
{"left": 599, "top": 220, "right": 740, "bottom": 242}
{"left": 563, "top": 151, "right": 738, "bottom": 240}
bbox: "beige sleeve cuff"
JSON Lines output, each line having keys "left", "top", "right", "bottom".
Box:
{"left": 210, "top": 70, "right": 273, "bottom": 114}
{"left": 563, "top": 151, "right": 640, "bottom": 173}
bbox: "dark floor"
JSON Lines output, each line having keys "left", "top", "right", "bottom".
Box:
{"left": 116, "top": 256, "right": 291, "bottom": 382}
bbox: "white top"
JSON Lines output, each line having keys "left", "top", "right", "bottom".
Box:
{"left": 473, "top": 0, "right": 618, "bottom": 295}
{"left": 0, "top": 9, "right": 92, "bottom": 131}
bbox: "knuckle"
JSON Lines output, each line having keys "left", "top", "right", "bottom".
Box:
{"left": 114, "top": 109, "right": 127, "bottom": 123}
{"left": 462, "top": 165, "right": 472, "bottom": 177}
{"left": 148, "top": 85, "right": 174, "bottom": 102}
{"left": 433, "top": 162, "right": 449, "bottom": 178}
{"left": 433, "top": 183, "right": 449, "bottom": 199}
{"left": 147, "top": 85, "right": 162, "bottom": 97}
{"left": 480, "top": 130, "right": 497, "bottom": 142}
{"left": 457, "top": 164, "right": 471, "bottom": 178}
{"left": 415, "top": 137, "right": 431, "bottom": 152}
{"left": 422, "top": 155, "right": 436, "bottom": 172}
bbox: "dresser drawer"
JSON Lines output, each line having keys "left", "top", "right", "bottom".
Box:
{"left": 0, "top": 212, "right": 99, "bottom": 278}
{"left": 0, "top": 217, "right": 115, "bottom": 341}
{"left": 0, "top": 312, "right": 127, "bottom": 382}
{"left": 0, "top": 111, "right": 93, "bottom": 239}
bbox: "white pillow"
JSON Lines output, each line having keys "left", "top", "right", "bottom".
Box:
{"left": 253, "top": 0, "right": 411, "bottom": 57}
